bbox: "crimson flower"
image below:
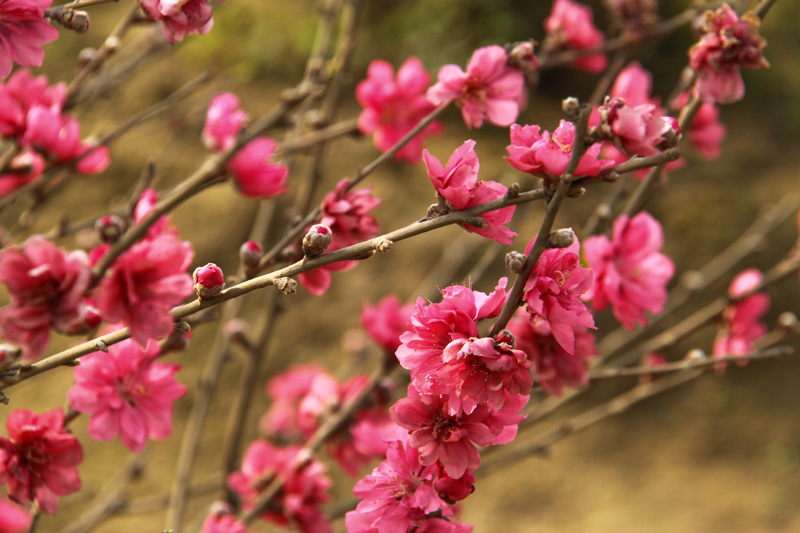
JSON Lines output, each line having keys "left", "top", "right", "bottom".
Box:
{"left": 0, "top": 497, "right": 31, "bottom": 532}
{"left": 138, "top": 0, "right": 213, "bottom": 44}
{"left": 0, "top": 0, "right": 59, "bottom": 79}
{"left": 544, "top": 0, "right": 608, "bottom": 74}
{"left": 226, "top": 137, "right": 289, "bottom": 199}
{"left": 203, "top": 92, "right": 247, "bottom": 152}
{"left": 360, "top": 295, "right": 414, "bottom": 354}
{"left": 712, "top": 269, "right": 769, "bottom": 370}
{"left": 0, "top": 409, "right": 82, "bottom": 514}
{"left": 320, "top": 179, "right": 381, "bottom": 247}
{"left": 674, "top": 92, "right": 726, "bottom": 159}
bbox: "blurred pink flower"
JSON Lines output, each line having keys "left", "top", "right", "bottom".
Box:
{"left": 296, "top": 252, "right": 356, "bottom": 296}
{"left": 427, "top": 45, "right": 526, "bottom": 129}
{"left": 320, "top": 179, "right": 381, "bottom": 247}
{"left": 203, "top": 92, "right": 247, "bottom": 152}
{"left": 544, "top": 0, "right": 608, "bottom": 74}
{"left": 689, "top": 4, "right": 768, "bottom": 104}
{"left": 261, "top": 364, "right": 327, "bottom": 440}
{"left": 67, "top": 336, "right": 187, "bottom": 452}
{"left": 713, "top": 268, "right": 769, "bottom": 369}
{"left": 0, "top": 235, "right": 91, "bottom": 360}
{"left": 356, "top": 57, "right": 442, "bottom": 163}
{"left": 0, "top": 0, "right": 59, "bottom": 79}
{"left": 0, "top": 149, "right": 44, "bottom": 197}
{"left": 674, "top": 92, "right": 726, "bottom": 159}
{"left": 202, "top": 509, "right": 251, "bottom": 533}
{"left": 139, "top": 0, "right": 213, "bottom": 44}
{"left": 0, "top": 409, "right": 83, "bottom": 514}
{"left": 0, "top": 497, "right": 31, "bottom": 533}
{"left": 583, "top": 212, "right": 674, "bottom": 330}
{"left": 0, "top": 69, "right": 65, "bottom": 138}
{"left": 226, "top": 137, "right": 289, "bottom": 199}
{"left": 361, "top": 295, "right": 414, "bottom": 354}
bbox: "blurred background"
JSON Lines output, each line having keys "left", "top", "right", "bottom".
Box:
{"left": 3, "top": 0, "right": 800, "bottom": 531}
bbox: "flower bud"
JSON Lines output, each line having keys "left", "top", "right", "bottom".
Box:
{"left": 193, "top": 263, "right": 224, "bottom": 299}
{"left": 239, "top": 240, "right": 263, "bottom": 270}
{"left": 562, "top": 97, "right": 581, "bottom": 118}
{"left": 275, "top": 277, "right": 297, "bottom": 295}
{"left": 0, "top": 344, "right": 21, "bottom": 373}
{"left": 507, "top": 40, "right": 539, "bottom": 74}
{"left": 77, "top": 47, "right": 98, "bottom": 68}
{"left": 547, "top": 228, "right": 576, "bottom": 249}
{"left": 95, "top": 214, "right": 124, "bottom": 243}
{"left": 505, "top": 251, "right": 527, "bottom": 273}
{"left": 302, "top": 224, "right": 332, "bottom": 259}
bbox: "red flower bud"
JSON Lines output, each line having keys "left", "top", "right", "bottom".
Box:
{"left": 193, "top": 263, "right": 224, "bottom": 299}
{"left": 239, "top": 240, "right": 263, "bottom": 270}
{"left": 302, "top": 224, "right": 332, "bottom": 259}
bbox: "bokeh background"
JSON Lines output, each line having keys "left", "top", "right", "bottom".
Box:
{"left": 3, "top": 0, "right": 800, "bottom": 531}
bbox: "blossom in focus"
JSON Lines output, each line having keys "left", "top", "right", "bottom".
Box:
{"left": 427, "top": 45, "right": 526, "bottom": 129}
{"left": 507, "top": 312, "right": 597, "bottom": 396}
{"left": 0, "top": 236, "right": 92, "bottom": 360}
{"left": 320, "top": 179, "right": 381, "bottom": 247}
{"left": 523, "top": 237, "right": 595, "bottom": 354}
{"left": 0, "top": 0, "right": 59, "bottom": 79}
{"left": 505, "top": 120, "right": 612, "bottom": 181}
{"left": 674, "top": 92, "right": 726, "bottom": 159}
{"left": 544, "top": 0, "right": 608, "bottom": 74}
{"left": 0, "top": 409, "right": 82, "bottom": 514}
{"left": 688, "top": 4, "right": 768, "bottom": 104}
{"left": 582, "top": 212, "right": 674, "bottom": 330}
{"left": 138, "top": 0, "right": 213, "bottom": 44}
{"left": 67, "top": 336, "right": 187, "bottom": 452}
{"left": 608, "top": 61, "right": 657, "bottom": 107}
{"left": 226, "top": 137, "right": 289, "bottom": 199}
{"left": 203, "top": 92, "right": 247, "bottom": 152}
{"left": 0, "top": 497, "right": 31, "bottom": 533}
{"left": 597, "top": 97, "right": 676, "bottom": 157}
{"left": 356, "top": 57, "right": 442, "bottom": 163}
{"left": 712, "top": 268, "right": 769, "bottom": 369}
{"left": 423, "top": 140, "right": 516, "bottom": 244}
{"left": 360, "top": 295, "right": 414, "bottom": 354}
{"left": 227, "top": 440, "right": 332, "bottom": 532}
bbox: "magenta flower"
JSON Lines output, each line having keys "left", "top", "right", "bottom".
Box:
{"left": 261, "top": 364, "right": 327, "bottom": 440}
{"left": 0, "top": 497, "right": 31, "bottom": 533}
{"left": 361, "top": 295, "right": 414, "bottom": 354}
{"left": 0, "top": 0, "right": 59, "bottom": 79}
{"left": 674, "top": 92, "right": 726, "bottom": 159}
{"left": 0, "top": 409, "right": 83, "bottom": 514}
{"left": 689, "top": 4, "right": 768, "bottom": 104}
{"left": 356, "top": 57, "right": 442, "bottom": 163}
{"left": 203, "top": 92, "right": 247, "bottom": 152}
{"left": 227, "top": 440, "right": 332, "bottom": 532}
{"left": 138, "top": 0, "right": 213, "bottom": 44}
{"left": 713, "top": 269, "right": 769, "bottom": 369}
{"left": 523, "top": 237, "right": 595, "bottom": 354}
{"left": 320, "top": 179, "right": 381, "bottom": 247}
{"left": 226, "top": 137, "right": 289, "bottom": 199}
{"left": 296, "top": 254, "right": 356, "bottom": 296}
{"left": 608, "top": 61, "right": 657, "bottom": 107}
{"left": 427, "top": 45, "right": 526, "bottom": 129}
{"left": 423, "top": 140, "right": 516, "bottom": 244}
{"left": 0, "top": 236, "right": 92, "bottom": 360}
{"left": 67, "top": 336, "right": 187, "bottom": 452}
{"left": 544, "top": 0, "right": 608, "bottom": 74}
{"left": 96, "top": 232, "right": 194, "bottom": 346}
{"left": 505, "top": 120, "right": 612, "bottom": 181}
{"left": 0, "top": 69, "right": 65, "bottom": 138}
{"left": 0, "top": 149, "right": 43, "bottom": 197}
{"left": 507, "top": 312, "right": 597, "bottom": 396}
{"left": 202, "top": 504, "right": 252, "bottom": 533}
{"left": 598, "top": 97, "right": 676, "bottom": 157}
{"left": 583, "top": 212, "right": 674, "bottom": 330}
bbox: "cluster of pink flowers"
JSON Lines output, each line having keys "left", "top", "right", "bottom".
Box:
{"left": 201, "top": 503, "right": 252, "bottom": 533}
{"left": 203, "top": 92, "right": 290, "bottom": 199}
{"left": 138, "top": 0, "right": 213, "bottom": 44}
{"left": 427, "top": 45, "right": 526, "bottom": 129}
{"left": 0, "top": 408, "right": 83, "bottom": 514}
{"left": 543, "top": 0, "right": 608, "bottom": 74}
{"left": 712, "top": 268, "right": 769, "bottom": 370}
{"left": 0, "top": 0, "right": 59, "bottom": 78}
{"left": 67, "top": 335, "right": 187, "bottom": 452}
{"left": 0, "top": 70, "right": 110, "bottom": 196}
{"left": 228, "top": 440, "right": 332, "bottom": 532}
{"left": 583, "top": 212, "right": 674, "bottom": 330}
{"left": 423, "top": 140, "right": 516, "bottom": 244}
{"left": 689, "top": 4, "right": 768, "bottom": 105}
{"left": 356, "top": 57, "right": 442, "bottom": 163}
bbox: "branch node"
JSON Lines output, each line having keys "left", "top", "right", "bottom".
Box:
{"left": 96, "top": 340, "right": 109, "bottom": 353}
{"left": 374, "top": 238, "right": 393, "bottom": 253}
{"left": 275, "top": 277, "right": 297, "bottom": 295}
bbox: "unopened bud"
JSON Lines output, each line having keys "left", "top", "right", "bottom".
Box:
{"left": 495, "top": 330, "right": 516, "bottom": 349}
{"left": 562, "top": 97, "right": 581, "bottom": 118}
{"left": 95, "top": 214, "right": 124, "bottom": 243}
{"left": 507, "top": 40, "right": 539, "bottom": 73}
{"left": 662, "top": 116, "right": 681, "bottom": 147}
{"left": 0, "top": 344, "right": 22, "bottom": 373}
{"left": 69, "top": 11, "right": 90, "bottom": 32}
{"left": 239, "top": 240, "right": 263, "bottom": 270}
{"left": 193, "top": 263, "right": 224, "bottom": 299}
{"left": 77, "top": 47, "right": 98, "bottom": 68}
{"left": 104, "top": 35, "right": 121, "bottom": 53}
{"left": 778, "top": 312, "right": 798, "bottom": 329}
{"left": 302, "top": 224, "right": 332, "bottom": 259}
{"left": 505, "top": 251, "right": 527, "bottom": 273}
{"left": 685, "top": 348, "right": 706, "bottom": 360}
{"left": 275, "top": 277, "right": 297, "bottom": 295}
{"left": 547, "top": 228, "right": 576, "bottom": 249}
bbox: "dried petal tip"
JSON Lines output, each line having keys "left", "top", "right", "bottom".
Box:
{"left": 239, "top": 240, "right": 263, "bottom": 269}
{"left": 95, "top": 214, "right": 124, "bottom": 243}
{"left": 193, "top": 263, "right": 224, "bottom": 299}
{"left": 302, "top": 224, "right": 332, "bottom": 259}
{"left": 505, "top": 251, "right": 527, "bottom": 273}
{"left": 547, "top": 228, "right": 576, "bottom": 249}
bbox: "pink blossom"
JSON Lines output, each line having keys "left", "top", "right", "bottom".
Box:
{"left": 361, "top": 295, "right": 414, "bottom": 354}
{"left": 202, "top": 506, "right": 252, "bottom": 533}
{"left": 544, "top": 0, "right": 608, "bottom": 74}
{"left": 507, "top": 312, "right": 597, "bottom": 396}
{"left": 356, "top": 57, "right": 442, "bottom": 163}
{"left": 423, "top": 140, "right": 516, "bottom": 244}
{"left": 609, "top": 61, "right": 656, "bottom": 107}
{"left": 227, "top": 440, "right": 332, "bottom": 533}
{"left": 0, "top": 409, "right": 83, "bottom": 514}
{"left": 138, "top": 0, "right": 213, "bottom": 44}
{"left": 0, "top": 69, "right": 65, "bottom": 138}
{"left": 713, "top": 268, "right": 769, "bottom": 369}
{"left": 390, "top": 385, "right": 527, "bottom": 478}
{"left": 0, "top": 149, "right": 44, "bottom": 197}
{"left": 320, "top": 179, "right": 381, "bottom": 247}
{"left": 598, "top": 97, "right": 675, "bottom": 157}
{"left": 674, "top": 92, "right": 726, "bottom": 159}
{"left": 505, "top": 120, "right": 612, "bottom": 180}
{"left": 226, "top": 137, "right": 289, "bottom": 199}
{"left": 0, "top": 0, "right": 59, "bottom": 79}
{"left": 297, "top": 253, "right": 356, "bottom": 296}
{"left": 203, "top": 92, "right": 247, "bottom": 152}
{"left": 67, "top": 336, "right": 187, "bottom": 452}
{"left": 689, "top": 5, "right": 768, "bottom": 104}
{"left": 261, "top": 364, "right": 327, "bottom": 440}
{"left": 96, "top": 232, "right": 194, "bottom": 346}
{"left": 427, "top": 45, "right": 526, "bottom": 129}
{"left": 0, "top": 497, "right": 31, "bottom": 533}
{"left": 583, "top": 212, "right": 674, "bottom": 330}
{"left": 0, "top": 236, "right": 92, "bottom": 360}
{"left": 523, "top": 237, "right": 595, "bottom": 354}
